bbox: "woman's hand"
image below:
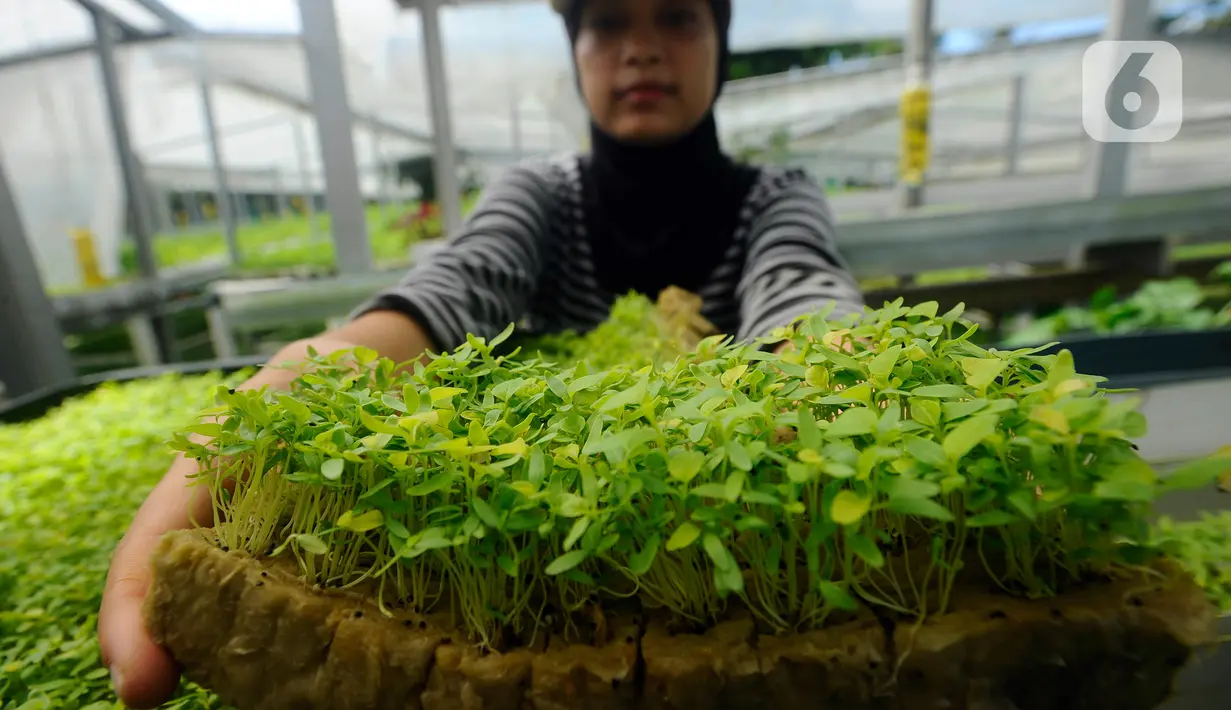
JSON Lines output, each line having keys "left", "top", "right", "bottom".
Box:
{"left": 98, "top": 451, "right": 212, "bottom": 707}
{"left": 98, "top": 312, "right": 432, "bottom": 708}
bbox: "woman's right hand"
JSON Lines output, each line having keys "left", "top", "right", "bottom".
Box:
{"left": 98, "top": 452, "right": 212, "bottom": 708}
{"left": 96, "top": 311, "right": 434, "bottom": 707}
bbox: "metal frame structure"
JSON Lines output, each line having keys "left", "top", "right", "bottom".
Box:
{"left": 0, "top": 0, "right": 393, "bottom": 390}
{"left": 394, "top": 0, "right": 464, "bottom": 236}
{"left": 0, "top": 159, "right": 76, "bottom": 401}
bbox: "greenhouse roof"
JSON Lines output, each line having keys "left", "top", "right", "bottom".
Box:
{"left": 0, "top": 0, "right": 1201, "bottom": 67}
{"left": 0, "top": 0, "right": 1215, "bottom": 291}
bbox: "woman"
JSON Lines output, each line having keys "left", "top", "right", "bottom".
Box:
{"left": 98, "top": 0, "right": 864, "bottom": 706}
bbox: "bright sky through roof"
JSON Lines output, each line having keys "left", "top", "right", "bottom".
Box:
{"left": 157, "top": 0, "right": 1195, "bottom": 49}
{"left": 0, "top": 0, "right": 1210, "bottom": 63}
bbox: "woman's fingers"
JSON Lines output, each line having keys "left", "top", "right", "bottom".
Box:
{"left": 99, "top": 457, "right": 213, "bottom": 708}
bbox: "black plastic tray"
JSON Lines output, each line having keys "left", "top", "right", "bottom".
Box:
{"left": 0, "top": 356, "right": 268, "bottom": 425}
{"left": 1001, "top": 326, "right": 1231, "bottom": 390}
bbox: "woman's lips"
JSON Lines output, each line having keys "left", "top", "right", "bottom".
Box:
{"left": 626, "top": 88, "right": 667, "bottom": 102}
{"left": 619, "top": 83, "right": 674, "bottom": 103}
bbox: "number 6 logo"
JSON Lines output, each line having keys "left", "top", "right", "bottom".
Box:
{"left": 1083, "top": 40, "right": 1183, "bottom": 143}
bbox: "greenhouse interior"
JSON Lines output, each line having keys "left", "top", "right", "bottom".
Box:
{"left": 1, "top": 0, "right": 1230, "bottom": 708}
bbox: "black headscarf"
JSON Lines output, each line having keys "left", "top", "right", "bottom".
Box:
{"left": 562, "top": 0, "right": 759, "bottom": 298}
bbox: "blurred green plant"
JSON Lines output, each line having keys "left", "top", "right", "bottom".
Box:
{"left": 0, "top": 374, "right": 247, "bottom": 709}
{"left": 116, "top": 197, "right": 479, "bottom": 279}
{"left": 1004, "top": 263, "right": 1231, "bottom": 345}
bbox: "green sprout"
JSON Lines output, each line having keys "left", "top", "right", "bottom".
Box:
{"left": 171, "top": 298, "right": 1231, "bottom": 649}
{"left": 1153, "top": 511, "right": 1231, "bottom": 614}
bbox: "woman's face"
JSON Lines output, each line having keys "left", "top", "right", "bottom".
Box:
{"left": 574, "top": 0, "right": 719, "bottom": 144}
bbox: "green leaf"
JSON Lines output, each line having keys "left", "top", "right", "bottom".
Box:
{"left": 295, "top": 534, "right": 328, "bottom": 555}
{"left": 884, "top": 476, "right": 942, "bottom": 500}
{"left": 402, "top": 385, "right": 423, "bottom": 413}
{"left": 381, "top": 393, "right": 409, "bottom": 413}
{"left": 904, "top": 437, "right": 947, "bottom": 467}
{"left": 805, "top": 365, "right": 830, "bottom": 388}
{"left": 545, "top": 550, "right": 588, "bottom": 576}
{"left": 1093, "top": 480, "right": 1155, "bottom": 501}
{"left": 546, "top": 375, "right": 568, "bottom": 399}
{"left": 628, "top": 535, "right": 661, "bottom": 575}
{"left": 385, "top": 517, "right": 410, "bottom": 539}
{"left": 726, "top": 440, "right": 752, "bottom": 471}
{"left": 489, "top": 322, "right": 515, "bottom": 348}
{"left": 360, "top": 410, "right": 404, "bottom": 437}
{"left": 528, "top": 445, "right": 548, "bottom": 486}
{"left": 910, "top": 384, "right": 969, "bottom": 398}
{"left": 868, "top": 345, "right": 902, "bottom": 377}
{"left": 943, "top": 414, "right": 997, "bottom": 461}
{"left": 827, "top": 407, "right": 878, "bottom": 438}
{"left": 702, "top": 533, "right": 736, "bottom": 570}
{"left": 471, "top": 497, "right": 502, "bottom": 529}
{"left": 847, "top": 534, "right": 885, "bottom": 568}
{"left": 965, "top": 510, "right": 1018, "bottom": 527}
{"left": 1163, "top": 456, "right": 1231, "bottom": 491}
{"left": 321, "top": 458, "right": 345, "bottom": 480}
{"left": 690, "top": 483, "right": 729, "bottom": 499}
{"left": 564, "top": 517, "right": 590, "bottom": 551}
{"left": 724, "top": 471, "right": 747, "bottom": 501}
{"left": 943, "top": 399, "right": 989, "bottom": 421}
{"left": 830, "top": 490, "right": 871, "bottom": 525}
{"left": 667, "top": 522, "right": 701, "bottom": 551}
{"left": 797, "top": 404, "right": 822, "bottom": 449}
{"left": 600, "top": 375, "right": 648, "bottom": 412}
{"left": 338, "top": 509, "right": 384, "bottom": 533}
{"left": 668, "top": 449, "right": 706, "bottom": 482}
{"left": 742, "top": 490, "right": 780, "bottom": 506}
{"left": 1029, "top": 405, "right": 1069, "bottom": 434}
{"left": 877, "top": 402, "right": 902, "bottom": 438}
{"left": 886, "top": 497, "right": 955, "bottom": 521}
{"left": 960, "top": 357, "right": 1007, "bottom": 390}
{"left": 721, "top": 364, "right": 748, "bottom": 388}
{"left": 911, "top": 400, "right": 941, "bottom": 428}
{"left": 819, "top": 581, "right": 858, "bottom": 610}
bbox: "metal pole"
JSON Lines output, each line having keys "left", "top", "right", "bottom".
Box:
{"left": 898, "top": 0, "right": 934, "bottom": 210}
{"left": 298, "top": 0, "right": 372, "bottom": 273}
{"left": 372, "top": 127, "right": 390, "bottom": 222}
{"left": 1086, "top": 0, "right": 1152, "bottom": 198}
{"left": 511, "top": 86, "right": 523, "bottom": 160}
{"left": 292, "top": 117, "right": 321, "bottom": 240}
{"left": 198, "top": 75, "right": 240, "bottom": 264}
{"left": 0, "top": 158, "right": 75, "bottom": 399}
{"left": 155, "top": 186, "right": 174, "bottom": 232}
{"left": 1005, "top": 74, "right": 1025, "bottom": 176}
{"left": 92, "top": 9, "right": 178, "bottom": 361}
{"left": 93, "top": 12, "right": 157, "bottom": 280}
{"left": 275, "top": 171, "right": 290, "bottom": 219}
{"left": 420, "top": 0, "right": 463, "bottom": 236}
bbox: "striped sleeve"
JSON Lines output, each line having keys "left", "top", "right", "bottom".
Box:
{"left": 351, "top": 165, "right": 552, "bottom": 353}
{"left": 735, "top": 172, "right": 865, "bottom": 341}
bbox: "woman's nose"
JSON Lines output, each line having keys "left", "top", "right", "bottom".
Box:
{"left": 621, "top": 29, "right": 664, "bottom": 65}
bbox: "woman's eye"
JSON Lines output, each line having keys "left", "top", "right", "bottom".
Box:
{"left": 586, "top": 12, "right": 628, "bottom": 33}
{"left": 659, "top": 8, "right": 698, "bottom": 29}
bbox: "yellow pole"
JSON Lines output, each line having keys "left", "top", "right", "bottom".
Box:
{"left": 72, "top": 228, "right": 106, "bottom": 288}
{"left": 899, "top": 86, "right": 932, "bottom": 188}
